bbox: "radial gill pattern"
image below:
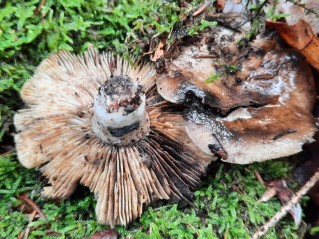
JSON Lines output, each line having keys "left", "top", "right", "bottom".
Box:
{"left": 14, "top": 47, "right": 211, "bottom": 226}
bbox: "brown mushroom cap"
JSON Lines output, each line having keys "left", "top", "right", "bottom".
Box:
{"left": 157, "top": 22, "right": 317, "bottom": 164}
{"left": 14, "top": 47, "right": 211, "bottom": 226}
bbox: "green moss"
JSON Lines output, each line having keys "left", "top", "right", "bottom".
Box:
{"left": 0, "top": 155, "right": 301, "bottom": 238}
{"left": 121, "top": 161, "right": 300, "bottom": 239}
{"left": 0, "top": 0, "right": 185, "bottom": 58}
{"left": 0, "top": 155, "right": 105, "bottom": 238}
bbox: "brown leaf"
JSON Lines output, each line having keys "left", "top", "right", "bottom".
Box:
{"left": 214, "top": 0, "right": 226, "bottom": 10}
{"left": 17, "top": 194, "right": 46, "bottom": 218}
{"left": 151, "top": 41, "right": 164, "bottom": 62}
{"left": 89, "top": 229, "right": 118, "bottom": 239}
{"left": 259, "top": 179, "right": 302, "bottom": 226}
{"left": 258, "top": 187, "right": 277, "bottom": 203}
{"left": 266, "top": 19, "right": 319, "bottom": 71}
{"left": 266, "top": 180, "right": 293, "bottom": 204}
{"left": 45, "top": 231, "right": 63, "bottom": 236}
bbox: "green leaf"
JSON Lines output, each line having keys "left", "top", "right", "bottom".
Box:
{"left": 204, "top": 73, "right": 221, "bottom": 83}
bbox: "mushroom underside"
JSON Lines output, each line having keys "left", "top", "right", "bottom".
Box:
{"left": 14, "top": 48, "right": 212, "bottom": 226}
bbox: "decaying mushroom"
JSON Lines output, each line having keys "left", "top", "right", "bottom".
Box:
{"left": 157, "top": 14, "right": 317, "bottom": 164}
{"left": 265, "top": 0, "right": 319, "bottom": 34}
{"left": 14, "top": 47, "right": 211, "bottom": 226}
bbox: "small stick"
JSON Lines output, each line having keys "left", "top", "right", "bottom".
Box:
{"left": 250, "top": 169, "right": 319, "bottom": 239}
{"left": 17, "top": 195, "right": 46, "bottom": 218}
{"left": 192, "top": 1, "right": 212, "bottom": 17}
{"left": 23, "top": 210, "right": 37, "bottom": 239}
{"left": 193, "top": 54, "right": 215, "bottom": 59}
{"left": 17, "top": 210, "right": 37, "bottom": 239}
{"left": 254, "top": 170, "right": 265, "bottom": 185}
{"left": 34, "top": 0, "right": 46, "bottom": 15}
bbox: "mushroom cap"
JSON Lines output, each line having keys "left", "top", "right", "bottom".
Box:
{"left": 264, "top": 0, "right": 319, "bottom": 34}
{"left": 14, "top": 47, "right": 212, "bottom": 226}
{"left": 157, "top": 23, "right": 317, "bottom": 164}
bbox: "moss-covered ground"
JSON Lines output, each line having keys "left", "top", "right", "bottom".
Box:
{"left": 0, "top": 1, "right": 307, "bottom": 238}
{"left": 1, "top": 155, "right": 303, "bottom": 238}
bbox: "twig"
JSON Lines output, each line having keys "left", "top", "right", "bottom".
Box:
{"left": 17, "top": 210, "right": 37, "bottom": 239}
{"left": 23, "top": 210, "right": 37, "bottom": 239}
{"left": 0, "top": 149, "right": 14, "bottom": 157}
{"left": 250, "top": 168, "right": 319, "bottom": 239}
{"left": 254, "top": 170, "right": 265, "bottom": 185}
{"left": 17, "top": 195, "right": 46, "bottom": 218}
{"left": 235, "top": 0, "right": 269, "bottom": 28}
{"left": 192, "top": 1, "right": 212, "bottom": 17}
{"left": 193, "top": 54, "right": 215, "bottom": 59}
{"left": 34, "top": 0, "right": 46, "bottom": 15}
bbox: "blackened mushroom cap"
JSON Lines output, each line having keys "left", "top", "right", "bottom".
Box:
{"left": 156, "top": 21, "right": 317, "bottom": 164}
{"left": 14, "top": 46, "right": 211, "bottom": 226}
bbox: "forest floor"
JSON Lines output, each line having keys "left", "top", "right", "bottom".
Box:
{"left": 0, "top": 1, "right": 318, "bottom": 238}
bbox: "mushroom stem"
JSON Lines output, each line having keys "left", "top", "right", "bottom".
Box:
{"left": 92, "top": 75, "right": 150, "bottom": 145}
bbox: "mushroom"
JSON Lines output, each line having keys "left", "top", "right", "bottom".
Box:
{"left": 157, "top": 17, "right": 317, "bottom": 164}
{"left": 14, "top": 47, "right": 211, "bottom": 226}
{"left": 264, "top": 0, "right": 319, "bottom": 35}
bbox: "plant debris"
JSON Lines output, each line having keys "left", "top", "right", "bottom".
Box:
{"left": 17, "top": 194, "right": 46, "bottom": 218}
{"left": 266, "top": 19, "right": 319, "bottom": 72}
{"left": 256, "top": 175, "right": 302, "bottom": 226}
{"left": 251, "top": 168, "right": 319, "bottom": 239}
{"left": 89, "top": 229, "right": 118, "bottom": 239}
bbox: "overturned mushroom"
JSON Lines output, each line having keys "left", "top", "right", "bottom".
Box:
{"left": 157, "top": 15, "right": 317, "bottom": 164}
{"left": 265, "top": 0, "right": 319, "bottom": 35}
{"left": 14, "top": 47, "right": 211, "bottom": 226}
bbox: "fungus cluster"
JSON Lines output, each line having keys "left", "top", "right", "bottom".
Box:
{"left": 14, "top": 13, "right": 317, "bottom": 227}
{"left": 14, "top": 47, "right": 211, "bottom": 226}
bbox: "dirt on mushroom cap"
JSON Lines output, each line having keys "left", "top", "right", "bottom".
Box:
{"left": 156, "top": 14, "right": 317, "bottom": 164}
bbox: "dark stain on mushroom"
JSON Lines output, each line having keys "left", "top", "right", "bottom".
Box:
{"left": 270, "top": 129, "right": 297, "bottom": 143}
{"left": 208, "top": 143, "right": 228, "bottom": 160}
{"left": 107, "top": 122, "right": 140, "bottom": 137}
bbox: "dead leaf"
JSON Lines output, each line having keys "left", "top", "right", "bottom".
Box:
{"left": 267, "top": 180, "right": 302, "bottom": 226}
{"left": 266, "top": 19, "right": 319, "bottom": 72}
{"left": 258, "top": 187, "right": 277, "bottom": 203}
{"left": 151, "top": 41, "right": 164, "bottom": 62}
{"left": 199, "top": 36, "right": 207, "bottom": 46}
{"left": 214, "top": 0, "right": 226, "bottom": 10}
{"left": 45, "top": 231, "right": 63, "bottom": 236}
{"left": 89, "top": 229, "right": 118, "bottom": 239}
{"left": 17, "top": 194, "right": 46, "bottom": 218}
{"left": 257, "top": 179, "right": 302, "bottom": 226}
